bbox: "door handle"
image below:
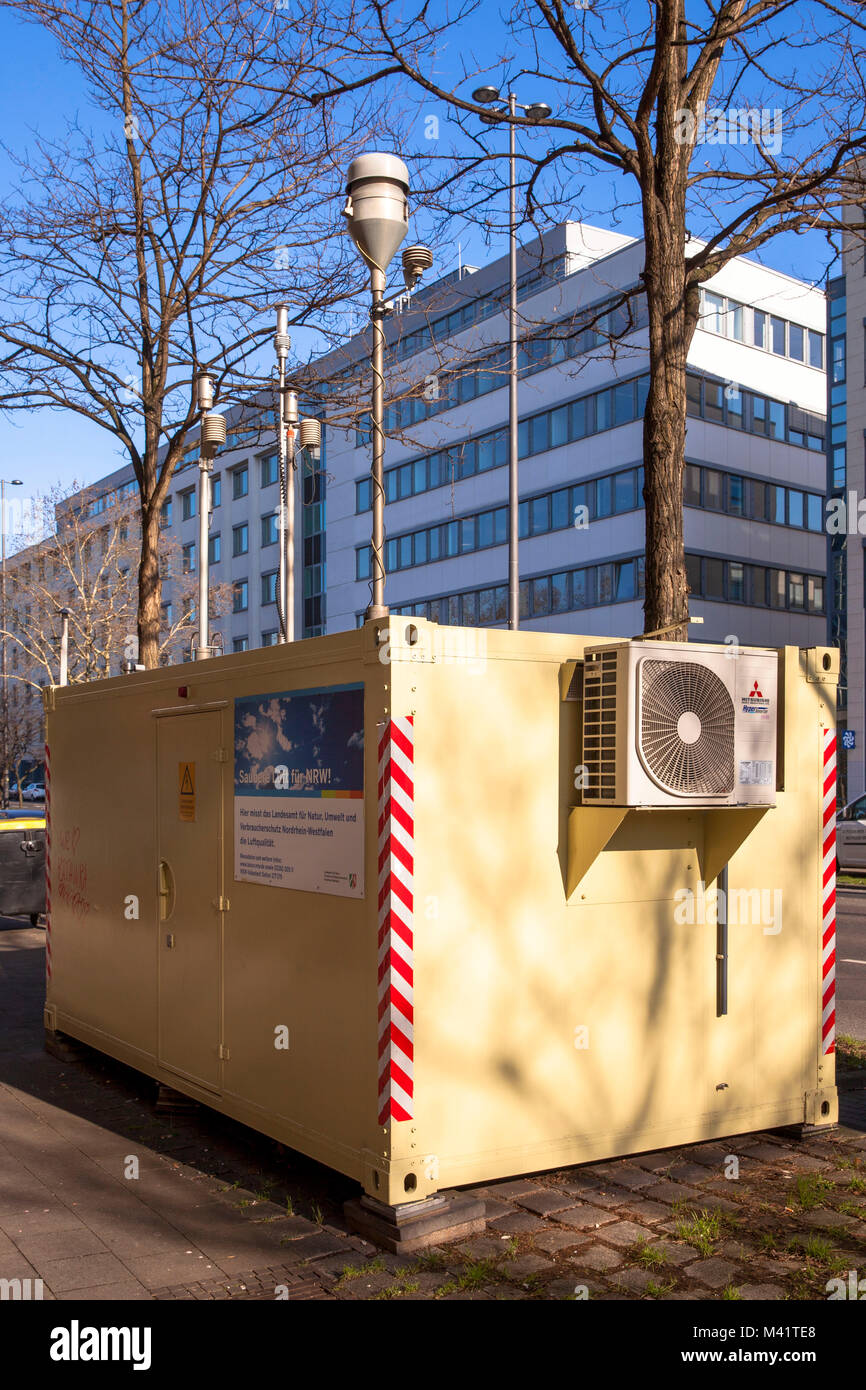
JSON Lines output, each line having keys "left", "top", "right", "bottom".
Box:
{"left": 158, "top": 859, "right": 175, "bottom": 921}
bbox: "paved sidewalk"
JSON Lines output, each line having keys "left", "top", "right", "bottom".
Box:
{"left": 1, "top": 916, "right": 865, "bottom": 1301}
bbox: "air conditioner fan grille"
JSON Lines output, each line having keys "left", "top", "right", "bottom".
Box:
{"left": 639, "top": 659, "right": 735, "bottom": 796}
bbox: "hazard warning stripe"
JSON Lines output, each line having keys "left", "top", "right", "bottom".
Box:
{"left": 377, "top": 716, "right": 415, "bottom": 1125}
{"left": 822, "top": 728, "right": 836, "bottom": 1055}
{"left": 44, "top": 742, "right": 51, "bottom": 983}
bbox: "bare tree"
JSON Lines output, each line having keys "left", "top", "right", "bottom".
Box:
{"left": 318, "top": 0, "right": 866, "bottom": 637}
{"left": 1, "top": 483, "right": 229, "bottom": 685}
{"left": 0, "top": 0, "right": 390, "bottom": 664}
{"left": 0, "top": 682, "right": 42, "bottom": 809}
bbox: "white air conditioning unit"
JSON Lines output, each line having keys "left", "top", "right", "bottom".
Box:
{"left": 580, "top": 640, "right": 778, "bottom": 808}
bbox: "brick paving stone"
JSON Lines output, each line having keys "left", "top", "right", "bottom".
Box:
{"left": 801, "top": 1208, "right": 855, "bottom": 1227}
{"left": 596, "top": 1220, "right": 655, "bottom": 1249}
{"left": 489, "top": 1211, "right": 549, "bottom": 1235}
{"left": 633, "top": 1150, "right": 683, "bottom": 1173}
{"left": 454, "top": 1236, "right": 509, "bottom": 1260}
{"left": 737, "top": 1283, "right": 785, "bottom": 1300}
{"left": 568, "top": 1244, "right": 623, "bottom": 1272}
{"left": 690, "top": 1190, "right": 743, "bottom": 1215}
{"left": 755, "top": 1258, "right": 796, "bottom": 1279}
{"left": 559, "top": 1173, "right": 603, "bottom": 1194}
{"left": 683, "top": 1256, "right": 740, "bottom": 1289}
{"left": 621, "top": 1199, "right": 671, "bottom": 1223}
{"left": 781, "top": 1152, "right": 832, "bottom": 1172}
{"left": 667, "top": 1162, "right": 713, "bottom": 1184}
{"left": 605, "top": 1166, "right": 657, "bottom": 1192}
{"left": 122, "top": 1250, "right": 221, "bottom": 1289}
{"left": 533, "top": 1229, "right": 584, "bottom": 1254}
{"left": 645, "top": 1239, "right": 696, "bottom": 1267}
{"left": 683, "top": 1145, "right": 732, "bottom": 1167}
{"left": 642, "top": 1181, "right": 706, "bottom": 1205}
{"left": 552, "top": 1205, "right": 616, "bottom": 1231}
{"left": 583, "top": 1185, "right": 638, "bottom": 1209}
{"left": 502, "top": 1254, "right": 553, "bottom": 1281}
{"left": 613, "top": 1266, "right": 661, "bottom": 1294}
{"left": 547, "top": 1276, "right": 608, "bottom": 1300}
{"left": 483, "top": 1179, "right": 540, "bottom": 1198}
{"left": 481, "top": 1198, "right": 514, "bottom": 1219}
{"left": 516, "top": 1189, "right": 575, "bottom": 1216}
{"left": 736, "top": 1142, "right": 791, "bottom": 1163}
{"left": 718, "top": 1240, "right": 749, "bottom": 1259}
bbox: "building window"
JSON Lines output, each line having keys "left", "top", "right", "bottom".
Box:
{"left": 212, "top": 475, "right": 221, "bottom": 508}
{"left": 181, "top": 488, "right": 196, "bottom": 521}
{"left": 208, "top": 533, "right": 221, "bottom": 564}
{"left": 233, "top": 636, "right": 249, "bottom": 653}
{"left": 261, "top": 570, "right": 278, "bottom": 605}
{"left": 232, "top": 579, "right": 248, "bottom": 612}
{"left": 232, "top": 522, "right": 249, "bottom": 556}
{"left": 260, "top": 454, "right": 278, "bottom": 488}
{"left": 232, "top": 464, "right": 249, "bottom": 499}
{"left": 261, "top": 629, "right": 279, "bottom": 647}
{"left": 160, "top": 498, "right": 173, "bottom": 527}
{"left": 261, "top": 512, "right": 279, "bottom": 547}
{"left": 182, "top": 542, "right": 195, "bottom": 573}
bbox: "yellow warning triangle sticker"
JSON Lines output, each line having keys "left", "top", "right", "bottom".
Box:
{"left": 179, "top": 764, "right": 194, "bottom": 796}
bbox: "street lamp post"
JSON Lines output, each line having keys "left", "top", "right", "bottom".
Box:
{"left": 343, "top": 154, "right": 432, "bottom": 622}
{"left": 472, "top": 87, "right": 552, "bottom": 630}
{"left": 274, "top": 306, "right": 295, "bottom": 643}
{"left": 1, "top": 477, "right": 23, "bottom": 807}
{"left": 195, "top": 370, "right": 225, "bottom": 659}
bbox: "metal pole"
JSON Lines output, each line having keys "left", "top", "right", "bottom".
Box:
{"left": 716, "top": 863, "right": 729, "bottom": 1017}
{"left": 59, "top": 609, "right": 69, "bottom": 687}
{"left": 1, "top": 481, "right": 7, "bottom": 808}
{"left": 285, "top": 423, "right": 296, "bottom": 643}
{"left": 277, "top": 359, "right": 288, "bottom": 642}
{"left": 366, "top": 265, "right": 389, "bottom": 621}
{"left": 507, "top": 92, "right": 519, "bottom": 630}
{"left": 196, "top": 458, "right": 211, "bottom": 659}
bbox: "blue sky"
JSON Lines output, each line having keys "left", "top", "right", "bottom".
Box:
{"left": 0, "top": 2, "right": 841, "bottom": 529}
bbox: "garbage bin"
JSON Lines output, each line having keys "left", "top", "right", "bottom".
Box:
{"left": 0, "top": 811, "right": 46, "bottom": 925}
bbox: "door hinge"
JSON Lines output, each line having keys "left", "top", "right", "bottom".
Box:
{"left": 218, "top": 1043, "right": 231, "bottom": 1060}
{"left": 215, "top": 895, "right": 230, "bottom": 912}
{"left": 212, "top": 748, "right": 229, "bottom": 763}
{"left": 43, "top": 687, "right": 56, "bottom": 713}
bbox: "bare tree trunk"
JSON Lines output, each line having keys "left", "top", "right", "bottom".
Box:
{"left": 641, "top": 233, "right": 700, "bottom": 641}
{"left": 138, "top": 494, "right": 162, "bottom": 669}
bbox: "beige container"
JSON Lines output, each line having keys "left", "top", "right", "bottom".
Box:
{"left": 43, "top": 622, "right": 838, "bottom": 1207}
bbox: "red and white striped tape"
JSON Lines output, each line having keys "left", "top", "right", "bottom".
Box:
{"left": 822, "top": 727, "right": 836, "bottom": 1055}
{"left": 44, "top": 741, "right": 51, "bottom": 982}
{"left": 377, "top": 716, "right": 414, "bottom": 1125}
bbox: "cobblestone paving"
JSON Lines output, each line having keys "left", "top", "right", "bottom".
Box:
{"left": 2, "top": 918, "right": 865, "bottom": 1301}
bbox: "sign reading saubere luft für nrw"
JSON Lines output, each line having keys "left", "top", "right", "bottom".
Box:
{"left": 233, "top": 683, "right": 364, "bottom": 897}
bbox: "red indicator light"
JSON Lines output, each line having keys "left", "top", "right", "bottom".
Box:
{"left": 177, "top": 686, "right": 189, "bottom": 698}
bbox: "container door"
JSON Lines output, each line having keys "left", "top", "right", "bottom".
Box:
{"left": 156, "top": 711, "right": 223, "bottom": 1092}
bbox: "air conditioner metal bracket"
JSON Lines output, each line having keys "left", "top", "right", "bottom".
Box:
{"left": 566, "top": 806, "right": 628, "bottom": 897}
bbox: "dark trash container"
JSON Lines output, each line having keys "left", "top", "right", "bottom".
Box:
{"left": 0, "top": 811, "right": 46, "bottom": 925}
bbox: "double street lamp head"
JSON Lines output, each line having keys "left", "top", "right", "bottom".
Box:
{"left": 472, "top": 85, "right": 553, "bottom": 122}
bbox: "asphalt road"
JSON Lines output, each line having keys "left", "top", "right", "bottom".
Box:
{"left": 837, "top": 886, "right": 866, "bottom": 1042}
